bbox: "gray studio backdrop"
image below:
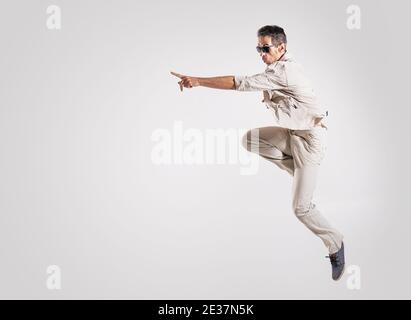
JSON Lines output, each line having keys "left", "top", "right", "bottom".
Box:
{"left": 0, "top": 0, "right": 410, "bottom": 299}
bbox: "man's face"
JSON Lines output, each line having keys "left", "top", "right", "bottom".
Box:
{"left": 257, "top": 36, "right": 286, "bottom": 65}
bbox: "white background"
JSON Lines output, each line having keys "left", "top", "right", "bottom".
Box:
{"left": 0, "top": 0, "right": 410, "bottom": 299}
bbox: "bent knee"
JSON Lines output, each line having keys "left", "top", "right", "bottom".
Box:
{"left": 241, "top": 130, "right": 252, "bottom": 152}
{"left": 241, "top": 128, "right": 260, "bottom": 152}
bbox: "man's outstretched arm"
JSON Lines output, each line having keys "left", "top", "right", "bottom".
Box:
{"left": 171, "top": 71, "right": 236, "bottom": 91}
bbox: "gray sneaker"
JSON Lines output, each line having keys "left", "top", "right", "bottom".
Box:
{"left": 326, "top": 242, "right": 345, "bottom": 281}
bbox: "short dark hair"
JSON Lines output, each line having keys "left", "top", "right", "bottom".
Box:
{"left": 257, "top": 25, "right": 287, "bottom": 47}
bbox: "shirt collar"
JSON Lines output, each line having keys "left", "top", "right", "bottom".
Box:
{"left": 266, "top": 51, "right": 292, "bottom": 69}
{"left": 279, "top": 51, "right": 293, "bottom": 61}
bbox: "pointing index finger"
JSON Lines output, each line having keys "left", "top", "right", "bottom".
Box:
{"left": 170, "top": 71, "right": 184, "bottom": 79}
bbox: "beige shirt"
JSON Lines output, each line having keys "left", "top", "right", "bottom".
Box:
{"left": 234, "top": 52, "right": 328, "bottom": 130}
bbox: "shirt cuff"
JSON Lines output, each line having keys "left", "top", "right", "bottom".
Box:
{"left": 234, "top": 75, "right": 246, "bottom": 91}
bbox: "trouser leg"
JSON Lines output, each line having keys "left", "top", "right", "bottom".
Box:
{"left": 292, "top": 164, "right": 344, "bottom": 254}
{"left": 242, "top": 126, "right": 294, "bottom": 176}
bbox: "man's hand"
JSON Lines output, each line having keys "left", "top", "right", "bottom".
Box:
{"left": 170, "top": 71, "right": 200, "bottom": 92}
{"left": 170, "top": 71, "right": 236, "bottom": 91}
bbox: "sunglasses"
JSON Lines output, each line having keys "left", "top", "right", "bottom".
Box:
{"left": 256, "top": 44, "right": 276, "bottom": 54}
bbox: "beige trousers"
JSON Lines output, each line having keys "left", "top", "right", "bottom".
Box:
{"left": 242, "top": 125, "right": 343, "bottom": 254}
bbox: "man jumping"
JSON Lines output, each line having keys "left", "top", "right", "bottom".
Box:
{"left": 171, "top": 25, "right": 345, "bottom": 281}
